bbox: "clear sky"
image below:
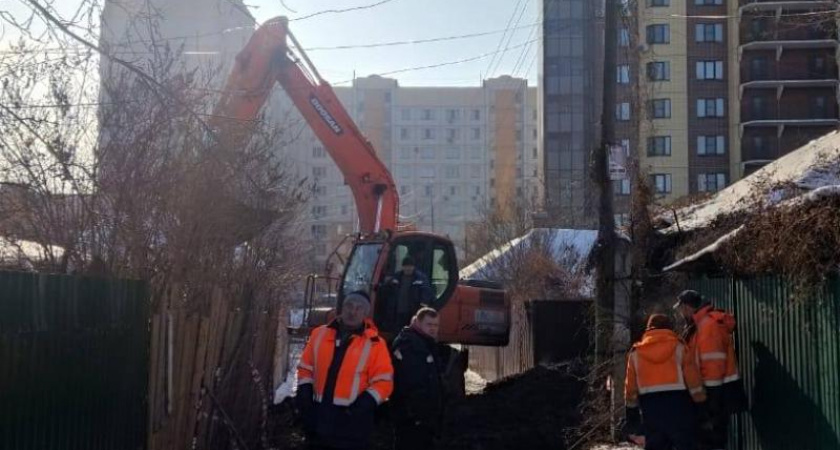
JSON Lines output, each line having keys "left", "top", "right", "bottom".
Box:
{"left": 247, "top": 0, "right": 539, "bottom": 86}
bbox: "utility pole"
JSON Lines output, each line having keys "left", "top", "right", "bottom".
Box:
{"left": 595, "top": 0, "right": 618, "bottom": 370}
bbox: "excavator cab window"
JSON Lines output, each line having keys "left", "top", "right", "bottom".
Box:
{"left": 374, "top": 234, "right": 458, "bottom": 335}
{"left": 339, "top": 243, "right": 383, "bottom": 305}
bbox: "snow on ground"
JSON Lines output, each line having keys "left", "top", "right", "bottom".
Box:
{"left": 465, "top": 369, "right": 488, "bottom": 395}
{"left": 589, "top": 444, "right": 641, "bottom": 450}
{"left": 273, "top": 342, "right": 304, "bottom": 404}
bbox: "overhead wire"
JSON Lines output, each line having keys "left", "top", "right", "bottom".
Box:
{"left": 488, "top": 0, "right": 532, "bottom": 79}
{"left": 482, "top": 0, "right": 526, "bottom": 79}
{"left": 290, "top": 0, "right": 399, "bottom": 22}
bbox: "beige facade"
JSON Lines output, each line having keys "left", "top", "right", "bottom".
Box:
{"left": 637, "top": 0, "right": 690, "bottom": 201}
{"left": 271, "top": 76, "right": 540, "bottom": 269}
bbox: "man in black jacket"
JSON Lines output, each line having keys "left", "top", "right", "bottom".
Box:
{"left": 390, "top": 307, "right": 444, "bottom": 450}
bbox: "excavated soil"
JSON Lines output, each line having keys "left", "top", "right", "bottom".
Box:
{"left": 269, "top": 365, "right": 585, "bottom": 450}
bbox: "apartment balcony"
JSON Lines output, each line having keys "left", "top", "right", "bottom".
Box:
{"left": 740, "top": 79, "right": 839, "bottom": 99}
{"left": 740, "top": 118, "right": 839, "bottom": 137}
{"left": 739, "top": 1, "right": 836, "bottom": 15}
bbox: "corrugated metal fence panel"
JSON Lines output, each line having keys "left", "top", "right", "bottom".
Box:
{"left": 0, "top": 271, "right": 149, "bottom": 450}
{"left": 690, "top": 276, "right": 840, "bottom": 450}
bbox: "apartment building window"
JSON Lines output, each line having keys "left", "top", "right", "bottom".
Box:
{"left": 312, "top": 146, "right": 326, "bottom": 158}
{"left": 613, "top": 179, "right": 631, "bottom": 195}
{"left": 471, "top": 109, "right": 481, "bottom": 121}
{"left": 424, "top": 185, "right": 434, "bottom": 196}
{"left": 401, "top": 147, "right": 412, "bottom": 159}
{"left": 619, "top": 28, "right": 630, "bottom": 47}
{"left": 311, "top": 224, "right": 327, "bottom": 239}
{"left": 421, "top": 148, "right": 435, "bottom": 159}
{"left": 616, "top": 102, "right": 631, "bottom": 121}
{"left": 697, "top": 135, "right": 726, "bottom": 155}
{"left": 696, "top": 60, "right": 724, "bottom": 80}
{"left": 400, "top": 186, "right": 409, "bottom": 196}
{"left": 401, "top": 108, "right": 411, "bottom": 120}
{"left": 532, "top": 147, "right": 538, "bottom": 159}
{"left": 695, "top": 0, "right": 722, "bottom": 4}
{"left": 419, "top": 167, "right": 435, "bottom": 178}
{"left": 313, "top": 185, "right": 326, "bottom": 196}
{"left": 651, "top": 174, "right": 672, "bottom": 194}
{"left": 646, "top": 25, "right": 670, "bottom": 44}
{"left": 446, "top": 147, "right": 460, "bottom": 159}
{"left": 396, "top": 166, "right": 412, "bottom": 179}
{"left": 810, "top": 55, "right": 827, "bottom": 75}
{"left": 752, "top": 136, "right": 767, "bottom": 154}
{"left": 647, "top": 61, "right": 670, "bottom": 81}
{"left": 698, "top": 173, "right": 726, "bottom": 193}
{"left": 812, "top": 96, "right": 829, "bottom": 118}
{"left": 312, "top": 166, "right": 327, "bottom": 178}
{"left": 697, "top": 98, "right": 725, "bottom": 118}
{"left": 446, "top": 109, "right": 460, "bottom": 122}
{"left": 446, "top": 128, "right": 460, "bottom": 142}
{"left": 449, "top": 186, "right": 459, "bottom": 196}
{"left": 423, "top": 128, "right": 435, "bottom": 140}
{"left": 400, "top": 128, "right": 410, "bottom": 140}
{"left": 617, "top": 65, "right": 631, "bottom": 84}
{"left": 311, "top": 205, "right": 327, "bottom": 218}
{"left": 750, "top": 57, "right": 768, "bottom": 80}
{"left": 341, "top": 204, "right": 349, "bottom": 215}
{"left": 647, "top": 136, "right": 672, "bottom": 156}
{"left": 615, "top": 213, "right": 631, "bottom": 227}
{"left": 621, "top": 139, "right": 631, "bottom": 156}
{"left": 751, "top": 97, "right": 767, "bottom": 119}
{"left": 422, "top": 109, "right": 435, "bottom": 120}
{"left": 445, "top": 166, "right": 460, "bottom": 178}
{"left": 648, "top": 0, "right": 669, "bottom": 6}
{"left": 650, "top": 99, "right": 672, "bottom": 119}
{"left": 470, "top": 147, "right": 482, "bottom": 159}
{"left": 472, "top": 128, "right": 481, "bottom": 140}
{"left": 695, "top": 23, "right": 724, "bottom": 43}
{"left": 470, "top": 165, "right": 481, "bottom": 178}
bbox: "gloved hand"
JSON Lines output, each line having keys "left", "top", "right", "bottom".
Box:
{"left": 347, "top": 391, "right": 377, "bottom": 417}
{"left": 295, "top": 384, "right": 316, "bottom": 433}
{"left": 696, "top": 401, "right": 714, "bottom": 431}
{"left": 625, "top": 406, "right": 642, "bottom": 434}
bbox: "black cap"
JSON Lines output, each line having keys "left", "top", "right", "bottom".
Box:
{"left": 402, "top": 256, "right": 416, "bottom": 267}
{"left": 675, "top": 290, "right": 703, "bottom": 309}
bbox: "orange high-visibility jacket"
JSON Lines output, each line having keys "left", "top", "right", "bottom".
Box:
{"left": 297, "top": 320, "right": 394, "bottom": 406}
{"left": 625, "top": 329, "right": 706, "bottom": 408}
{"left": 688, "top": 305, "right": 740, "bottom": 388}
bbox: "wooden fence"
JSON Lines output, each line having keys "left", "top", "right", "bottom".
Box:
{"left": 148, "top": 287, "right": 285, "bottom": 450}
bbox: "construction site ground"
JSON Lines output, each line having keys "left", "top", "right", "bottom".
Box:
{"left": 269, "top": 365, "right": 588, "bottom": 450}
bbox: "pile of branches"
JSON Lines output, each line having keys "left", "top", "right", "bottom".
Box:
{"left": 717, "top": 193, "right": 840, "bottom": 287}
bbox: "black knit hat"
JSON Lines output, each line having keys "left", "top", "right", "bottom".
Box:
{"left": 674, "top": 290, "right": 703, "bottom": 309}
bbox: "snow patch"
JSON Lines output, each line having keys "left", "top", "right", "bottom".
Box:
{"left": 465, "top": 369, "right": 488, "bottom": 395}
{"left": 661, "top": 131, "right": 840, "bottom": 234}
{"left": 273, "top": 342, "right": 304, "bottom": 404}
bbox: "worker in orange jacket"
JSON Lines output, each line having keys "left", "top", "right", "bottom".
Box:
{"left": 675, "top": 290, "right": 746, "bottom": 450}
{"left": 625, "top": 314, "right": 708, "bottom": 450}
{"left": 296, "top": 292, "right": 394, "bottom": 450}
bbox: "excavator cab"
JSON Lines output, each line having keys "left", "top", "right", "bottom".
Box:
{"left": 336, "top": 232, "right": 510, "bottom": 346}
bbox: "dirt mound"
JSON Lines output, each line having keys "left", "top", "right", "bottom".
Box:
{"left": 438, "top": 365, "right": 585, "bottom": 450}
{"left": 268, "top": 365, "right": 585, "bottom": 450}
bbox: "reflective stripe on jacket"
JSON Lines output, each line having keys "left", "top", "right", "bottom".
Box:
{"left": 297, "top": 319, "right": 394, "bottom": 406}
{"left": 625, "top": 328, "right": 706, "bottom": 408}
{"left": 688, "top": 305, "right": 740, "bottom": 387}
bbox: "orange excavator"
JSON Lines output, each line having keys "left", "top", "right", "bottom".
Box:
{"left": 213, "top": 17, "right": 509, "bottom": 360}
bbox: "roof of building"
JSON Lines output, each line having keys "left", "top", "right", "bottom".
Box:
{"left": 659, "top": 131, "right": 840, "bottom": 235}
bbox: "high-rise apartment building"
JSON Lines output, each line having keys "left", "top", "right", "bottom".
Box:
{"left": 274, "top": 76, "right": 540, "bottom": 269}
{"left": 540, "top": 0, "right": 604, "bottom": 228}
{"left": 737, "top": 0, "right": 839, "bottom": 175}
{"left": 543, "top": 0, "right": 839, "bottom": 219}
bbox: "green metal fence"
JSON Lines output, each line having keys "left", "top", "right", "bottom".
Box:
{"left": 0, "top": 271, "right": 149, "bottom": 450}
{"left": 689, "top": 276, "right": 840, "bottom": 450}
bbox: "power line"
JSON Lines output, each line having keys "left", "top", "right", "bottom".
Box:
{"left": 290, "top": 0, "right": 399, "bottom": 22}
{"left": 488, "top": 0, "right": 532, "bottom": 79}
{"left": 483, "top": 0, "right": 526, "bottom": 79}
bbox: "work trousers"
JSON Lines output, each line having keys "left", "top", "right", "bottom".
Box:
{"left": 639, "top": 391, "right": 698, "bottom": 450}
{"left": 699, "top": 386, "right": 730, "bottom": 450}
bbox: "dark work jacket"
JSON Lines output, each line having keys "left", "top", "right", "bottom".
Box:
{"left": 390, "top": 327, "right": 444, "bottom": 429}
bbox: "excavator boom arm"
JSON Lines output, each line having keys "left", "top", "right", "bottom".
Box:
{"left": 212, "top": 17, "right": 399, "bottom": 234}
